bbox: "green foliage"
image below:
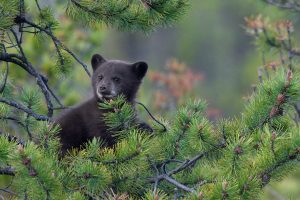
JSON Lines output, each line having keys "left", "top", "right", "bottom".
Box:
{"left": 0, "top": 0, "right": 18, "bottom": 30}
{"left": 99, "top": 95, "right": 137, "bottom": 134}
{"left": 1, "top": 68, "right": 300, "bottom": 199}
{"left": 0, "top": 136, "right": 15, "bottom": 165}
{"left": 11, "top": 142, "right": 66, "bottom": 199}
{"left": 242, "top": 69, "right": 300, "bottom": 131}
{"left": 37, "top": 7, "right": 59, "bottom": 30}
{"left": 66, "top": 0, "right": 189, "bottom": 31}
{"left": 53, "top": 50, "right": 74, "bottom": 80}
{"left": 142, "top": 190, "right": 168, "bottom": 200}
{"left": 1, "top": 0, "right": 300, "bottom": 199}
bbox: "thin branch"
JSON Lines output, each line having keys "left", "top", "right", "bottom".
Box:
{"left": 5, "top": 40, "right": 62, "bottom": 108}
{"left": 35, "top": 0, "right": 42, "bottom": 11}
{"left": 2, "top": 35, "right": 64, "bottom": 111}
{"left": 264, "top": 0, "right": 300, "bottom": 12}
{"left": 148, "top": 142, "right": 226, "bottom": 192}
{"left": 0, "top": 188, "right": 16, "bottom": 196}
{"left": 0, "top": 52, "right": 36, "bottom": 77}
{"left": 1, "top": 52, "right": 63, "bottom": 109}
{"left": 0, "top": 116, "right": 26, "bottom": 128}
{"left": 169, "top": 141, "right": 226, "bottom": 177}
{"left": 287, "top": 26, "right": 293, "bottom": 70}
{"left": 135, "top": 101, "right": 167, "bottom": 131}
{"left": 24, "top": 103, "right": 33, "bottom": 140}
{"left": 0, "top": 61, "right": 9, "bottom": 93}
{"left": 161, "top": 159, "right": 184, "bottom": 174}
{"left": 0, "top": 42, "right": 9, "bottom": 93}
{"left": 10, "top": 29, "right": 54, "bottom": 117}
{"left": 262, "top": 26, "right": 300, "bottom": 59}
{"left": 18, "top": 0, "right": 25, "bottom": 44}
{"left": 260, "top": 151, "right": 300, "bottom": 186}
{"left": 0, "top": 98, "right": 49, "bottom": 121}
{"left": 45, "top": 84, "right": 64, "bottom": 107}
{"left": 0, "top": 167, "right": 15, "bottom": 176}
{"left": 163, "top": 175, "right": 195, "bottom": 193}
{"left": 18, "top": 17, "right": 91, "bottom": 77}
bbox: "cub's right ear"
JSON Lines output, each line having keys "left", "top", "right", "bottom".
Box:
{"left": 91, "top": 54, "right": 106, "bottom": 71}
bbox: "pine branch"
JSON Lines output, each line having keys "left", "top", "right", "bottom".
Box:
{"left": 0, "top": 52, "right": 40, "bottom": 78}
{"left": 0, "top": 51, "right": 63, "bottom": 117}
{"left": 0, "top": 116, "right": 26, "bottom": 128}
{"left": 260, "top": 150, "right": 300, "bottom": 186}
{"left": 262, "top": 27, "right": 300, "bottom": 59}
{"left": 15, "top": 16, "right": 91, "bottom": 77}
{"left": 149, "top": 142, "right": 226, "bottom": 192}
{"left": 67, "top": 0, "right": 188, "bottom": 31}
{"left": 0, "top": 98, "right": 49, "bottom": 121}
{"left": 8, "top": 29, "right": 54, "bottom": 117}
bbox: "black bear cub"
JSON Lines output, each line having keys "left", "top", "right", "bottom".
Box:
{"left": 54, "top": 54, "right": 149, "bottom": 154}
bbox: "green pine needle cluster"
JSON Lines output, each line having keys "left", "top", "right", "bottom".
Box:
{"left": 66, "top": 0, "right": 189, "bottom": 31}
{"left": 0, "top": 0, "right": 18, "bottom": 30}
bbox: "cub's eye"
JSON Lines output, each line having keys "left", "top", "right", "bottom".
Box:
{"left": 112, "top": 77, "right": 120, "bottom": 83}
{"left": 98, "top": 75, "right": 103, "bottom": 81}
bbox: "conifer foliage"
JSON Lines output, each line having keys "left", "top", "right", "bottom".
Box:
{"left": 0, "top": 0, "right": 300, "bottom": 199}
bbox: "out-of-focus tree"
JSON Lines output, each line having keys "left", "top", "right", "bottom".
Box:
{"left": 148, "top": 59, "right": 203, "bottom": 108}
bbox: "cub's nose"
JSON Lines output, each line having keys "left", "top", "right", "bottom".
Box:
{"left": 99, "top": 86, "right": 106, "bottom": 91}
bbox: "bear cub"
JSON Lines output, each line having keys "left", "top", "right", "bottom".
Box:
{"left": 54, "top": 54, "right": 150, "bottom": 154}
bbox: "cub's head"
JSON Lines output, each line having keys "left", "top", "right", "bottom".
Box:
{"left": 91, "top": 54, "right": 148, "bottom": 102}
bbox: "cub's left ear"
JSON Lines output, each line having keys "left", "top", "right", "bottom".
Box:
{"left": 91, "top": 54, "right": 106, "bottom": 72}
{"left": 132, "top": 62, "right": 148, "bottom": 80}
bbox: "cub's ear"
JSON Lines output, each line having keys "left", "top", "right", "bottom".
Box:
{"left": 132, "top": 62, "right": 148, "bottom": 80}
{"left": 91, "top": 54, "right": 106, "bottom": 71}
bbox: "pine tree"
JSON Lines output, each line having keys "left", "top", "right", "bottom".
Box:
{"left": 0, "top": 0, "right": 300, "bottom": 199}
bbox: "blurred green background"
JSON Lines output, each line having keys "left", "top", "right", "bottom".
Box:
{"left": 5, "top": 0, "right": 300, "bottom": 199}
